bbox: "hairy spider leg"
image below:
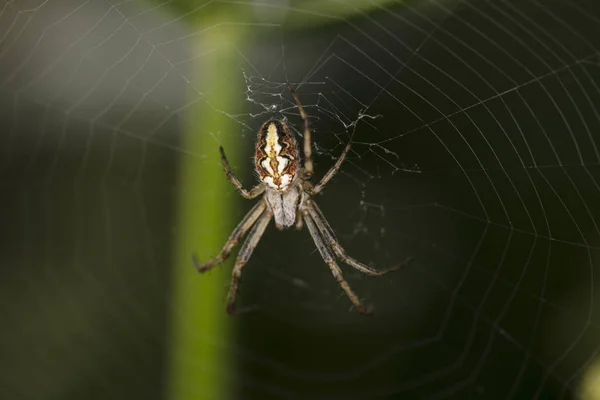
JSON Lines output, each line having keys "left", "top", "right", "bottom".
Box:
{"left": 193, "top": 200, "right": 267, "bottom": 273}
{"left": 226, "top": 210, "right": 273, "bottom": 315}
{"left": 305, "top": 200, "right": 411, "bottom": 276}
{"left": 303, "top": 211, "right": 370, "bottom": 315}
{"left": 288, "top": 84, "right": 313, "bottom": 179}
{"left": 220, "top": 146, "right": 265, "bottom": 199}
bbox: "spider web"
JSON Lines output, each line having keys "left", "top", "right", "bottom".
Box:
{"left": 1, "top": 0, "right": 600, "bottom": 399}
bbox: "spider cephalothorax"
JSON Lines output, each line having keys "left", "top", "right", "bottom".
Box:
{"left": 193, "top": 84, "right": 410, "bottom": 315}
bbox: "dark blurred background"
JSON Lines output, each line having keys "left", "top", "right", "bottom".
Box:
{"left": 2, "top": 0, "right": 600, "bottom": 399}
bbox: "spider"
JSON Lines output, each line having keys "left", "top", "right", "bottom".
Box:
{"left": 193, "top": 84, "right": 410, "bottom": 315}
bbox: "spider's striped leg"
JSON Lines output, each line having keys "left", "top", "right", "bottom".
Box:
{"left": 295, "top": 212, "right": 303, "bottom": 230}
{"left": 287, "top": 84, "right": 313, "bottom": 179}
{"left": 193, "top": 201, "right": 266, "bottom": 273}
{"left": 226, "top": 210, "right": 273, "bottom": 316}
{"left": 309, "top": 142, "right": 352, "bottom": 195}
{"left": 303, "top": 211, "right": 370, "bottom": 315}
{"left": 220, "top": 146, "right": 265, "bottom": 199}
{"left": 306, "top": 200, "right": 410, "bottom": 276}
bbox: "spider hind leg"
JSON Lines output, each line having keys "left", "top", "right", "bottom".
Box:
{"left": 287, "top": 84, "right": 313, "bottom": 179}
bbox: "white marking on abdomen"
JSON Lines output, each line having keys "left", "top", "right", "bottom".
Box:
{"left": 276, "top": 156, "right": 288, "bottom": 174}
{"left": 265, "top": 123, "right": 282, "bottom": 155}
{"left": 280, "top": 174, "right": 292, "bottom": 189}
{"left": 261, "top": 159, "right": 274, "bottom": 175}
{"left": 263, "top": 176, "right": 278, "bottom": 190}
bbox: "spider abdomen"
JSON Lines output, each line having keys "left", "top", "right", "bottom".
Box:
{"left": 255, "top": 120, "right": 299, "bottom": 192}
{"left": 264, "top": 184, "right": 302, "bottom": 228}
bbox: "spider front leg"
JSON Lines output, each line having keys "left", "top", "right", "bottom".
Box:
{"left": 295, "top": 212, "right": 303, "bottom": 230}
{"left": 226, "top": 210, "right": 273, "bottom": 315}
{"left": 303, "top": 211, "right": 371, "bottom": 315}
{"left": 193, "top": 201, "right": 266, "bottom": 273}
{"left": 220, "top": 146, "right": 265, "bottom": 199}
{"left": 306, "top": 200, "right": 411, "bottom": 275}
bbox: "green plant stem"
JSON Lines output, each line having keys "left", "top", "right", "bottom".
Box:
{"left": 166, "top": 27, "right": 242, "bottom": 400}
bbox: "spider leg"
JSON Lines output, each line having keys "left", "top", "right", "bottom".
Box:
{"left": 193, "top": 200, "right": 267, "bottom": 273}
{"left": 226, "top": 210, "right": 273, "bottom": 315}
{"left": 220, "top": 146, "right": 265, "bottom": 199}
{"left": 303, "top": 211, "right": 370, "bottom": 315}
{"left": 295, "top": 212, "right": 303, "bottom": 230}
{"left": 306, "top": 200, "right": 411, "bottom": 276}
{"left": 287, "top": 84, "right": 313, "bottom": 179}
{"left": 310, "top": 142, "right": 352, "bottom": 195}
